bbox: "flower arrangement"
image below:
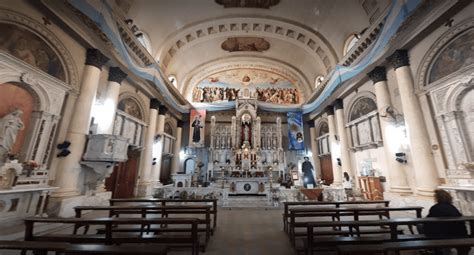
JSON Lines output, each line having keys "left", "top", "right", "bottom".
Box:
{"left": 22, "top": 160, "right": 39, "bottom": 177}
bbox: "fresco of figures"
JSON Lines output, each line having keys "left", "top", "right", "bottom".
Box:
{"left": 192, "top": 68, "right": 300, "bottom": 104}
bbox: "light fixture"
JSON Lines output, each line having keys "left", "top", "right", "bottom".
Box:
{"left": 395, "top": 152, "right": 407, "bottom": 163}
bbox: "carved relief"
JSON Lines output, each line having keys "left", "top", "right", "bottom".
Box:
{"left": 221, "top": 37, "right": 270, "bottom": 52}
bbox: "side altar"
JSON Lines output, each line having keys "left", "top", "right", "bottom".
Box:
{"left": 207, "top": 97, "right": 285, "bottom": 195}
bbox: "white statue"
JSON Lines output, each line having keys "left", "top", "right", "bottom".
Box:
{"left": 0, "top": 110, "right": 25, "bottom": 154}
{"left": 244, "top": 125, "right": 250, "bottom": 142}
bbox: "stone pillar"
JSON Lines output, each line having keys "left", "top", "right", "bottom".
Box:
{"left": 97, "top": 67, "right": 127, "bottom": 134}
{"left": 151, "top": 105, "right": 167, "bottom": 187}
{"left": 137, "top": 98, "right": 159, "bottom": 196}
{"left": 334, "top": 99, "right": 353, "bottom": 178}
{"left": 327, "top": 106, "right": 342, "bottom": 186}
{"left": 368, "top": 66, "right": 411, "bottom": 194}
{"left": 171, "top": 120, "right": 183, "bottom": 175}
{"left": 390, "top": 50, "right": 439, "bottom": 196}
{"left": 308, "top": 121, "right": 321, "bottom": 179}
{"left": 53, "top": 49, "right": 109, "bottom": 197}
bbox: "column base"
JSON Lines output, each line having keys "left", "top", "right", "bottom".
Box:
{"left": 51, "top": 188, "right": 81, "bottom": 198}
{"left": 331, "top": 182, "right": 343, "bottom": 188}
{"left": 389, "top": 185, "right": 413, "bottom": 194}
{"left": 416, "top": 187, "right": 435, "bottom": 197}
{"left": 47, "top": 191, "right": 111, "bottom": 217}
{"left": 136, "top": 182, "right": 153, "bottom": 197}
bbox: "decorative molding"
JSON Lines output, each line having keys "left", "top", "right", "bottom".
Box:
{"left": 85, "top": 49, "right": 109, "bottom": 69}
{"left": 108, "top": 67, "right": 127, "bottom": 84}
{"left": 0, "top": 7, "right": 79, "bottom": 92}
{"left": 367, "top": 66, "right": 387, "bottom": 83}
{"left": 416, "top": 18, "right": 474, "bottom": 90}
{"left": 221, "top": 37, "right": 270, "bottom": 52}
{"left": 149, "top": 98, "right": 161, "bottom": 110}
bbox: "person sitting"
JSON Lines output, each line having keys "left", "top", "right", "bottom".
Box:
{"left": 342, "top": 172, "right": 353, "bottom": 200}
{"left": 423, "top": 189, "right": 469, "bottom": 255}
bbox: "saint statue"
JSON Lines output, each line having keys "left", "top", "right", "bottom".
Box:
{"left": 0, "top": 109, "right": 25, "bottom": 154}
{"left": 302, "top": 157, "right": 316, "bottom": 188}
{"left": 244, "top": 124, "right": 250, "bottom": 142}
{"left": 191, "top": 115, "right": 203, "bottom": 143}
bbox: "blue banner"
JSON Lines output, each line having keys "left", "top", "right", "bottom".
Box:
{"left": 287, "top": 112, "right": 304, "bottom": 150}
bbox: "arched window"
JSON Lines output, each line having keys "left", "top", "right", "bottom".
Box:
{"left": 347, "top": 96, "right": 381, "bottom": 149}
{"left": 343, "top": 34, "right": 359, "bottom": 55}
{"left": 168, "top": 75, "right": 177, "bottom": 87}
{"left": 315, "top": 75, "right": 325, "bottom": 89}
{"left": 164, "top": 123, "right": 173, "bottom": 136}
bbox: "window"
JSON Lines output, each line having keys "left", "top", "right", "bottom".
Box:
{"left": 343, "top": 34, "right": 359, "bottom": 55}
{"left": 315, "top": 75, "right": 325, "bottom": 89}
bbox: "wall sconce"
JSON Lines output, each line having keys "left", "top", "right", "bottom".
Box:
{"left": 56, "top": 141, "right": 71, "bottom": 157}
{"left": 337, "top": 158, "right": 341, "bottom": 166}
{"left": 395, "top": 152, "right": 407, "bottom": 163}
{"left": 152, "top": 157, "right": 157, "bottom": 165}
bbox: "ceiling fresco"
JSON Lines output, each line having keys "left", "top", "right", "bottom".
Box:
{"left": 191, "top": 68, "right": 300, "bottom": 104}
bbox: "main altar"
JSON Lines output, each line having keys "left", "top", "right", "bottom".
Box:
{"left": 207, "top": 95, "right": 285, "bottom": 195}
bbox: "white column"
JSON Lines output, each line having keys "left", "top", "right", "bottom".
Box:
{"left": 137, "top": 99, "right": 159, "bottom": 197}
{"left": 151, "top": 105, "right": 167, "bottom": 187}
{"left": 97, "top": 67, "right": 127, "bottom": 135}
{"left": 390, "top": 50, "right": 439, "bottom": 196}
{"left": 368, "top": 66, "right": 411, "bottom": 193}
{"left": 53, "top": 49, "right": 109, "bottom": 197}
{"left": 327, "top": 107, "right": 342, "bottom": 186}
{"left": 171, "top": 121, "right": 183, "bottom": 175}
{"left": 334, "top": 99, "right": 353, "bottom": 179}
{"left": 308, "top": 121, "right": 321, "bottom": 179}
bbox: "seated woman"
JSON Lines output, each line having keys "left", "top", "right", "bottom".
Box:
{"left": 423, "top": 189, "right": 469, "bottom": 255}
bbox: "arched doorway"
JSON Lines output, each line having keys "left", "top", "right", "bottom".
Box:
{"left": 316, "top": 121, "right": 333, "bottom": 185}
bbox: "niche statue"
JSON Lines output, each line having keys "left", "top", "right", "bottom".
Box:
{"left": 0, "top": 110, "right": 25, "bottom": 161}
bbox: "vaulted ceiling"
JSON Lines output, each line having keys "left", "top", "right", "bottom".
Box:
{"left": 117, "top": 0, "right": 389, "bottom": 101}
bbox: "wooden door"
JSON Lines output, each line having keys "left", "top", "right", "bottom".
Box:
{"left": 319, "top": 155, "right": 334, "bottom": 185}
{"left": 160, "top": 155, "right": 172, "bottom": 185}
{"left": 105, "top": 149, "right": 140, "bottom": 198}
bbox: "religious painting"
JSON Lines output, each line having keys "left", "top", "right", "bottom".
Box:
{"left": 215, "top": 0, "right": 280, "bottom": 8}
{"left": 221, "top": 37, "right": 270, "bottom": 52}
{"left": 0, "top": 83, "right": 34, "bottom": 155}
{"left": 189, "top": 109, "right": 206, "bottom": 147}
{"left": 287, "top": 112, "right": 304, "bottom": 150}
{"left": 349, "top": 97, "right": 377, "bottom": 121}
{"left": 118, "top": 98, "right": 142, "bottom": 120}
{"left": 0, "top": 23, "right": 66, "bottom": 82}
{"left": 429, "top": 28, "right": 474, "bottom": 83}
{"left": 192, "top": 68, "right": 300, "bottom": 104}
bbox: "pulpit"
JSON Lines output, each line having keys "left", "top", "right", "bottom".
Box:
{"left": 359, "top": 176, "right": 383, "bottom": 200}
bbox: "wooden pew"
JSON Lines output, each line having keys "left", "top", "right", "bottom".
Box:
{"left": 74, "top": 204, "right": 212, "bottom": 243}
{"left": 305, "top": 216, "right": 474, "bottom": 255}
{"left": 109, "top": 198, "right": 218, "bottom": 230}
{"left": 337, "top": 238, "right": 474, "bottom": 255}
{"left": 289, "top": 206, "right": 423, "bottom": 246}
{"left": 283, "top": 200, "right": 390, "bottom": 233}
{"left": 0, "top": 240, "right": 168, "bottom": 255}
{"left": 24, "top": 217, "right": 200, "bottom": 255}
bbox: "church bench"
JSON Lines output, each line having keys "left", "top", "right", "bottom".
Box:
{"left": 283, "top": 200, "right": 390, "bottom": 233}
{"left": 0, "top": 241, "right": 168, "bottom": 255}
{"left": 289, "top": 206, "right": 422, "bottom": 246}
{"left": 304, "top": 216, "right": 474, "bottom": 255}
{"left": 24, "top": 217, "right": 200, "bottom": 255}
{"left": 74, "top": 204, "right": 212, "bottom": 242}
{"left": 336, "top": 238, "right": 474, "bottom": 255}
{"left": 109, "top": 198, "right": 218, "bottom": 230}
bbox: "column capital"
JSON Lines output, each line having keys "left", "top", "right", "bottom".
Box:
{"left": 150, "top": 98, "right": 160, "bottom": 110}
{"left": 334, "top": 99, "right": 344, "bottom": 110}
{"left": 367, "top": 66, "right": 387, "bottom": 83}
{"left": 177, "top": 120, "right": 184, "bottom": 128}
{"left": 306, "top": 121, "right": 315, "bottom": 128}
{"left": 389, "top": 50, "right": 410, "bottom": 69}
{"left": 158, "top": 105, "right": 168, "bottom": 115}
{"left": 108, "top": 67, "right": 127, "bottom": 84}
{"left": 85, "top": 49, "right": 109, "bottom": 69}
{"left": 325, "top": 105, "right": 334, "bottom": 116}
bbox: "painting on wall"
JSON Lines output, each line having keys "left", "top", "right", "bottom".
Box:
{"left": 287, "top": 112, "right": 304, "bottom": 150}
{"left": 192, "top": 68, "right": 300, "bottom": 104}
{"left": 0, "top": 23, "right": 66, "bottom": 82}
{"left": 189, "top": 109, "right": 206, "bottom": 147}
{"left": 429, "top": 28, "right": 474, "bottom": 83}
{"left": 349, "top": 97, "right": 377, "bottom": 122}
{"left": 221, "top": 37, "right": 270, "bottom": 52}
{"left": 118, "top": 98, "right": 142, "bottom": 120}
{"left": 0, "top": 83, "right": 34, "bottom": 156}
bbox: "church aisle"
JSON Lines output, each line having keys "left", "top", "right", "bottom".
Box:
{"left": 170, "top": 207, "right": 295, "bottom": 255}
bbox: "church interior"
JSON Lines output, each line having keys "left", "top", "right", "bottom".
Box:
{"left": 0, "top": 0, "right": 473, "bottom": 254}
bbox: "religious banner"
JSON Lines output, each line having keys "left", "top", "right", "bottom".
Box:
{"left": 287, "top": 112, "right": 304, "bottom": 150}
{"left": 189, "top": 109, "right": 206, "bottom": 147}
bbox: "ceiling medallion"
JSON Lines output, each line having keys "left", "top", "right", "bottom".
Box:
{"left": 221, "top": 37, "right": 270, "bottom": 52}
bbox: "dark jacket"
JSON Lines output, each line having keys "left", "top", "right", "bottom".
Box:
{"left": 424, "top": 202, "right": 467, "bottom": 237}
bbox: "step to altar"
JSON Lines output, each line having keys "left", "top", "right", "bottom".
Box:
{"left": 222, "top": 194, "right": 274, "bottom": 208}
